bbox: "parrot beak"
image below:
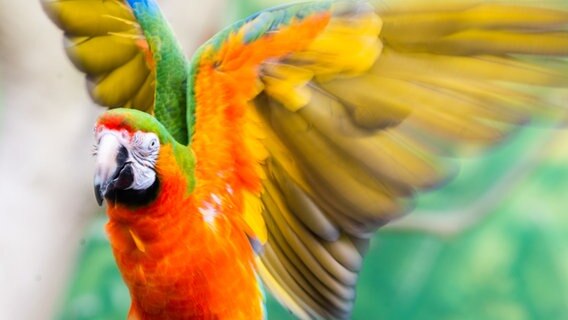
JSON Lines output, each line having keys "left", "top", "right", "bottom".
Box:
{"left": 94, "top": 133, "right": 134, "bottom": 206}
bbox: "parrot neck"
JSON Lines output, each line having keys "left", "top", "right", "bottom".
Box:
{"left": 104, "top": 145, "right": 264, "bottom": 319}
{"left": 128, "top": 0, "right": 190, "bottom": 144}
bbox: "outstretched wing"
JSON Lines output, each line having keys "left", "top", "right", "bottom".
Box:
{"left": 43, "top": 0, "right": 156, "bottom": 111}
{"left": 43, "top": 0, "right": 189, "bottom": 143}
{"left": 188, "top": 1, "right": 568, "bottom": 318}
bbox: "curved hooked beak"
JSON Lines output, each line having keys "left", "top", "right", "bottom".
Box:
{"left": 94, "top": 134, "right": 134, "bottom": 206}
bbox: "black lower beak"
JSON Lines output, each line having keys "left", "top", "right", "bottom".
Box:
{"left": 94, "top": 162, "right": 134, "bottom": 206}
{"left": 95, "top": 184, "right": 104, "bottom": 206}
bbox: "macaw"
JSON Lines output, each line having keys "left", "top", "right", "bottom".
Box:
{"left": 42, "top": 0, "right": 568, "bottom": 319}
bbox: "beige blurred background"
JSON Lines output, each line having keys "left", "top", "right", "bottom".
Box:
{"left": 0, "top": 1, "right": 225, "bottom": 318}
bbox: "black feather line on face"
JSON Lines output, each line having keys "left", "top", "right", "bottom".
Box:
{"left": 106, "top": 175, "right": 160, "bottom": 208}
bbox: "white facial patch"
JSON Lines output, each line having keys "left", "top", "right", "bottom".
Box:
{"left": 129, "top": 131, "right": 160, "bottom": 190}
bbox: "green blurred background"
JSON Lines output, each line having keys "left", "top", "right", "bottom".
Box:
{"left": 1, "top": 1, "right": 567, "bottom": 319}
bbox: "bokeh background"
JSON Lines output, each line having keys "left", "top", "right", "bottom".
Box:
{"left": 1, "top": 1, "right": 567, "bottom": 319}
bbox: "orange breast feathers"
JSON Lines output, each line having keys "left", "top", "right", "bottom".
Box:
{"left": 105, "top": 145, "right": 264, "bottom": 319}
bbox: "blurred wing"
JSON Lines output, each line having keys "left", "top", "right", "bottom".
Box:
{"left": 188, "top": 1, "right": 568, "bottom": 319}
{"left": 43, "top": 0, "right": 155, "bottom": 112}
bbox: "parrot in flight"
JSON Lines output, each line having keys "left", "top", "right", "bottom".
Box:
{"left": 42, "top": 0, "right": 568, "bottom": 318}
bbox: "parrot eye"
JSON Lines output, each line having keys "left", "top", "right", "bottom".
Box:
{"left": 146, "top": 136, "right": 159, "bottom": 153}
{"left": 133, "top": 132, "right": 160, "bottom": 158}
{"left": 149, "top": 138, "right": 158, "bottom": 149}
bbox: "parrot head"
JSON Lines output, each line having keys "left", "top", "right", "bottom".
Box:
{"left": 92, "top": 109, "right": 193, "bottom": 208}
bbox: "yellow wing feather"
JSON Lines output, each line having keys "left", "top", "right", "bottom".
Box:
{"left": 43, "top": 0, "right": 155, "bottom": 112}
